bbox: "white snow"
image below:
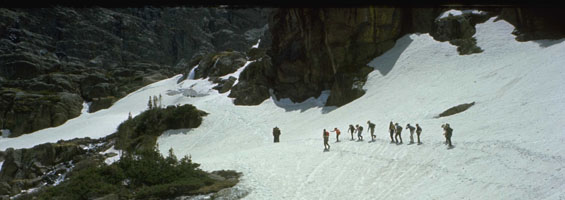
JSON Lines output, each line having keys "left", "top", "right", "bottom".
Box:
{"left": 102, "top": 146, "right": 123, "bottom": 165}
{"left": 188, "top": 64, "right": 199, "bottom": 80}
{"left": 1, "top": 17, "right": 564, "bottom": 199}
{"left": 220, "top": 60, "right": 254, "bottom": 85}
{"left": 81, "top": 101, "right": 91, "bottom": 114}
{"left": 252, "top": 39, "right": 261, "bottom": 49}
{"left": 0, "top": 129, "right": 10, "bottom": 138}
{"left": 436, "top": 9, "right": 486, "bottom": 20}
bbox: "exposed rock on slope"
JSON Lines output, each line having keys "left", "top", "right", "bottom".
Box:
{"left": 0, "top": 7, "right": 270, "bottom": 137}
{"left": 268, "top": 8, "right": 404, "bottom": 106}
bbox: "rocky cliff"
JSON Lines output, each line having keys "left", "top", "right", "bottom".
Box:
{"left": 258, "top": 7, "right": 564, "bottom": 107}
{"left": 0, "top": 7, "right": 270, "bottom": 137}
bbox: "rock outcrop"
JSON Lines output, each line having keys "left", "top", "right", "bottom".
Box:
{"left": 268, "top": 8, "right": 404, "bottom": 106}
{"left": 0, "top": 138, "right": 104, "bottom": 196}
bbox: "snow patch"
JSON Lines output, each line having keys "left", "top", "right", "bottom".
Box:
{"left": 252, "top": 39, "right": 261, "bottom": 49}
{"left": 81, "top": 101, "right": 92, "bottom": 114}
{"left": 188, "top": 64, "right": 199, "bottom": 80}
{"left": 102, "top": 146, "right": 123, "bottom": 165}
{"left": 436, "top": 9, "right": 486, "bottom": 20}
{"left": 0, "top": 129, "right": 11, "bottom": 138}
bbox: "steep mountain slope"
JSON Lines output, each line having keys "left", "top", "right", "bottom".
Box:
{"left": 2, "top": 17, "right": 564, "bottom": 199}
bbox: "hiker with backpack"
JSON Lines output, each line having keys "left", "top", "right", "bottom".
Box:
{"left": 348, "top": 124, "right": 355, "bottom": 140}
{"left": 394, "top": 123, "right": 403, "bottom": 144}
{"left": 367, "top": 120, "right": 376, "bottom": 141}
{"left": 442, "top": 123, "right": 453, "bottom": 147}
{"left": 389, "top": 121, "right": 395, "bottom": 143}
{"left": 356, "top": 124, "right": 364, "bottom": 141}
{"left": 273, "top": 127, "right": 281, "bottom": 143}
{"left": 323, "top": 129, "right": 331, "bottom": 150}
{"left": 406, "top": 124, "right": 416, "bottom": 144}
{"left": 416, "top": 124, "right": 422, "bottom": 144}
{"left": 330, "top": 127, "right": 341, "bottom": 142}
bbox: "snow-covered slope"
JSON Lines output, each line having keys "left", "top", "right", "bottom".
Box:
{"left": 2, "top": 17, "right": 564, "bottom": 199}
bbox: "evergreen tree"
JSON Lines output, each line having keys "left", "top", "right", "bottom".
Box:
{"left": 153, "top": 95, "right": 158, "bottom": 108}
{"left": 148, "top": 96, "right": 153, "bottom": 110}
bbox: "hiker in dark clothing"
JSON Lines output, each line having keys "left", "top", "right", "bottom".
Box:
{"left": 442, "top": 123, "right": 453, "bottom": 147}
{"left": 330, "top": 127, "right": 341, "bottom": 142}
{"left": 323, "top": 129, "right": 331, "bottom": 150}
{"left": 348, "top": 124, "right": 355, "bottom": 140}
{"left": 389, "top": 121, "right": 395, "bottom": 143}
{"left": 273, "top": 127, "right": 281, "bottom": 143}
{"left": 406, "top": 124, "right": 416, "bottom": 144}
{"left": 416, "top": 124, "right": 422, "bottom": 144}
{"left": 356, "top": 124, "right": 364, "bottom": 141}
{"left": 394, "top": 123, "right": 403, "bottom": 144}
{"left": 367, "top": 120, "right": 376, "bottom": 141}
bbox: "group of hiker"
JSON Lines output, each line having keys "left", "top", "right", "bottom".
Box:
{"left": 273, "top": 121, "right": 455, "bottom": 151}
{"left": 387, "top": 121, "right": 423, "bottom": 145}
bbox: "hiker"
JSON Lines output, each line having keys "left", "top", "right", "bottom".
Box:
{"left": 367, "top": 120, "right": 376, "bottom": 141}
{"left": 416, "top": 124, "right": 422, "bottom": 144}
{"left": 394, "top": 123, "right": 403, "bottom": 144}
{"left": 356, "top": 124, "right": 364, "bottom": 141}
{"left": 389, "top": 121, "right": 395, "bottom": 143}
{"left": 442, "top": 123, "right": 453, "bottom": 147}
{"left": 273, "top": 127, "right": 281, "bottom": 143}
{"left": 331, "top": 127, "right": 341, "bottom": 142}
{"left": 406, "top": 124, "right": 416, "bottom": 144}
{"left": 323, "top": 129, "right": 331, "bottom": 150}
{"left": 348, "top": 124, "right": 355, "bottom": 140}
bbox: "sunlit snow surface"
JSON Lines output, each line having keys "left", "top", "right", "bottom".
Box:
{"left": 1, "top": 17, "right": 564, "bottom": 199}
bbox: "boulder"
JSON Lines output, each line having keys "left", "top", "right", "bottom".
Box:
{"left": 212, "top": 76, "right": 237, "bottom": 94}
{"left": 229, "top": 81, "right": 270, "bottom": 105}
{"left": 89, "top": 96, "right": 116, "bottom": 113}
{"left": 430, "top": 10, "right": 494, "bottom": 55}
{"left": 228, "top": 56, "right": 274, "bottom": 105}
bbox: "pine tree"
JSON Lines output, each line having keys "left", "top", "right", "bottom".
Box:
{"left": 128, "top": 112, "right": 132, "bottom": 120}
{"left": 153, "top": 95, "right": 158, "bottom": 108}
{"left": 148, "top": 96, "right": 153, "bottom": 110}
{"left": 159, "top": 94, "right": 163, "bottom": 108}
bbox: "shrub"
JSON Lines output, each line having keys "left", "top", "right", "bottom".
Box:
{"left": 115, "top": 104, "right": 207, "bottom": 152}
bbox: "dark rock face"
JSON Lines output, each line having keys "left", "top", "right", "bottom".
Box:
{"left": 498, "top": 8, "right": 565, "bottom": 41}
{"left": 0, "top": 7, "right": 269, "bottom": 136}
{"left": 228, "top": 56, "right": 274, "bottom": 105}
{"left": 0, "top": 91, "right": 82, "bottom": 137}
{"left": 268, "top": 8, "right": 404, "bottom": 106}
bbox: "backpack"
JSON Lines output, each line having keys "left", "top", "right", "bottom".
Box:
{"left": 369, "top": 123, "right": 375, "bottom": 129}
